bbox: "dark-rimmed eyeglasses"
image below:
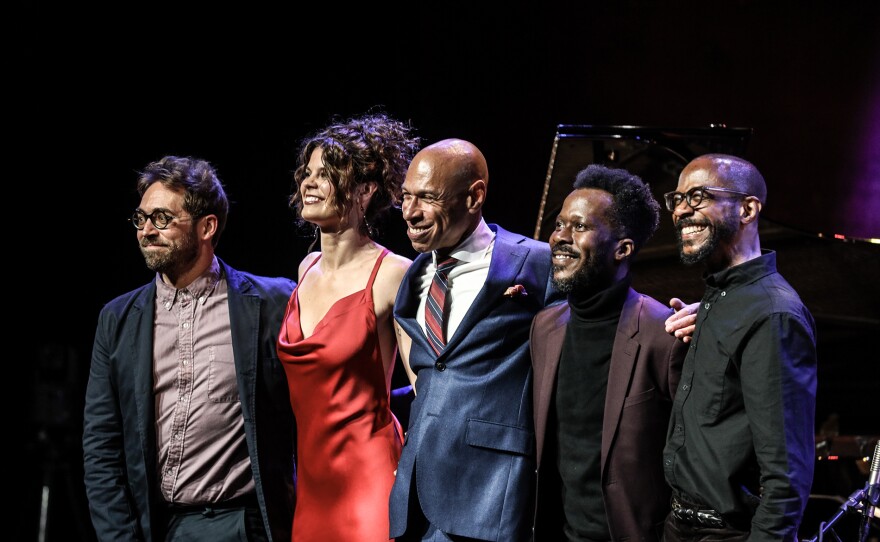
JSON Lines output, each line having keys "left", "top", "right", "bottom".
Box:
{"left": 663, "top": 186, "right": 752, "bottom": 212}
{"left": 130, "top": 209, "right": 194, "bottom": 230}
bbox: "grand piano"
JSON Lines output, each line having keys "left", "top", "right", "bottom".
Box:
{"left": 534, "top": 124, "right": 880, "bottom": 538}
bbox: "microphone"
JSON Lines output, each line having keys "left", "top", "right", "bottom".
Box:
{"left": 867, "top": 440, "right": 880, "bottom": 508}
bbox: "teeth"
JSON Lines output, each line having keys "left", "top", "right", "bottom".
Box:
{"left": 553, "top": 254, "right": 574, "bottom": 259}
{"left": 682, "top": 225, "right": 706, "bottom": 235}
{"left": 409, "top": 227, "right": 428, "bottom": 234}
{"left": 304, "top": 196, "right": 319, "bottom": 204}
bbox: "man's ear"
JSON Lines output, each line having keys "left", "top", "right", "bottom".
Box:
{"left": 740, "top": 196, "right": 762, "bottom": 224}
{"left": 467, "top": 179, "right": 486, "bottom": 213}
{"left": 615, "top": 238, "right": 634, "bottom": 261}
{"left": 201, "top": 215, "right": 218, "bottom": 240}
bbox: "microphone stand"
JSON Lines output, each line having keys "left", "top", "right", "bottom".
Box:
{"left": 808, "top": 441, "right": 879, "bottom": 542}
{"left": 807, "top": 487, "right": 869, "bottom": 542}
{"left": 862, "top": 440, "right": 880, "bottom": 542}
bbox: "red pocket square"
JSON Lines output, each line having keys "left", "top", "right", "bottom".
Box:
{"left": 504, "top": 284, "right": 528, "bottom": 298}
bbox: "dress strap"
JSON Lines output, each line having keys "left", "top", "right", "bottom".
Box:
{"left": 288, "top": 253, "right": 322, "bottom": 316}
{"left": 365, "top": 248, "right": 390, "bottom": 297}
{"left": 300, "top": 253, "right": 322, "bottom": 281}
{"left": 281, "top": 254, "right": 322, "bottom": 344}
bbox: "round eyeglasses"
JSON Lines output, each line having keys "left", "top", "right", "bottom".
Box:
{"left": 663, "top": 186, "right": 752, "bottom": 212}
{"left": 130, "top": 209, "right": 194, "bottom": 230}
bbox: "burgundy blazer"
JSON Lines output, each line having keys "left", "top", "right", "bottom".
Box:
{"left": 530, "top": 288, "right": 687, "bottom": 541}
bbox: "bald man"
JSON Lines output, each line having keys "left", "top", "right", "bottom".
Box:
{"left": 389, "top": 139, "right": 559, "bottom": 541}
{"left": 661, "top": 154, "right": 817, "bottom": 541}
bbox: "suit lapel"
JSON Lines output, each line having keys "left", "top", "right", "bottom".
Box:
{"left": 225, "top": 264, "right": 258, "bottom": 418}
{"left": 396, "top": 253, "right": 430, "bottom": 319}
{"left": 444, "top": 230, "right": 527, "bottom": 354}
{"left": 601, "top": 289, "right": 641, "bottom": 467}
{"left": 129, "top": 284, "right": 158, "bottom": 470}
{"left": 533, "top": 302, "right": 568, "bottom": 465}
{"left": 395, "top": 252, "right": 431, "bottom": 351}
{"left": 396, "top": 228, "right": 534, "bottom": 358}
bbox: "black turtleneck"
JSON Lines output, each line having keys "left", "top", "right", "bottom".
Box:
{"left": 552, "top": 276, "right": 631, "bottom": 541}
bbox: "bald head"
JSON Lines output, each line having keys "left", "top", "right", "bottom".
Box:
{"left": 683, "top": 154, "right": 767, "bottom": 206}
{"left": 417, "top": 138, "right": 489, "bottom": 194}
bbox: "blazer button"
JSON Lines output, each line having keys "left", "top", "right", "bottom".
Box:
{"left": 434, "top": 361, "right": 446, "bottom": 371}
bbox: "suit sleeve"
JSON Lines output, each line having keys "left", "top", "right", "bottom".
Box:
{"left": 82, "top": 309, "right": 143, "bottom": 541}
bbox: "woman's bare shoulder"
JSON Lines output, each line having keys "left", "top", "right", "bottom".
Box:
{"left": 374, "top": 251, "right": 412, "bottom": 302}
{"left": 297, "top": 251, "right": 321, "bottom": 278}
{"left": 382, "top": 252, "right": 413, "bottom": 272}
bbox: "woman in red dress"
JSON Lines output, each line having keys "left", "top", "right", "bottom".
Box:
{"left": 277, "top": 112, "right": 419, "bottom": 541}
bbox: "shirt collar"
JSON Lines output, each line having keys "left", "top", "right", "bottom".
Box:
{"left": 704, "top": 249, "right": 777, "bottom": 292}
{"left": 433, "top": 218, "right": 495, "bottom": 265}
{"left": 156, "top": 256, "right": 222, "bottom": 309}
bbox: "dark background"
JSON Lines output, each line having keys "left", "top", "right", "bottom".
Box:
{"left": 17, "top": 2, "right": 880, "bottom": 540}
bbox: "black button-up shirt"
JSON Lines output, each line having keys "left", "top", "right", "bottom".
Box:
{"left": 663, "top": 250, "right": 817, "bottom": 540}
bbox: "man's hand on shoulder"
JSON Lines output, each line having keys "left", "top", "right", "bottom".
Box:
{"left": 666, "top": 297, "right": 698, "bottom": 343}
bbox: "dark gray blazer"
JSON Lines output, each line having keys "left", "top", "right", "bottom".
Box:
{"left": 83, "top": 259, "right": 296, "bottom": 541}
{"left": 390, "top": 224, "right": 556, "bottom": 542}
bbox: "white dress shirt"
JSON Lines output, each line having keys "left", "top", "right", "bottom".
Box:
{"left": 415, "top": 218, "right": 495, "bottom": 343}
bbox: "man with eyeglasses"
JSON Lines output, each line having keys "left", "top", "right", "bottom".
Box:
{"left": 83, "top": 156, "right": 296, "bottom": 541}
{"left": 661, "top": 154, "right": 817, "bottom": 541}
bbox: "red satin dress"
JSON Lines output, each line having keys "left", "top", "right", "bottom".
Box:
{"left": 277, "top": 249, "right": 402, "bottom": 542}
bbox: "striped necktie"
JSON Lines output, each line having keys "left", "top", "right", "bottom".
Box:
{"left": 425, "top": 256, "right": 458, "bottom": 355}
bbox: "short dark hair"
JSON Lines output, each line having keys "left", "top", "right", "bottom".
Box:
{"left": 572, "top": 164, "right": 660, "bottom": 254}
{"left": 136, "top": 156, "right": 228, "bottom": 248}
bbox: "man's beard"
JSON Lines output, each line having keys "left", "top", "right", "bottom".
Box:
{"left": 676, "top": 214, "right": 738, "bottom": 266}
{"left": 139, "top": 225, "right": 200, "bottom": 276}
{"left": 550, "top": 245, "right": 612, "bottom": 295}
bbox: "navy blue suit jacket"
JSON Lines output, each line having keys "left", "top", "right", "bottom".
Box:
{"left": 390, "top": 224, "right": 557, "bottom": 541}
{"left": 82, "top": 259, "right": 296, "bottom": 541}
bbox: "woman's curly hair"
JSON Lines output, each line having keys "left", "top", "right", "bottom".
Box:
{"left": 290, "top": 111, "right": 421, "bottom": 237}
